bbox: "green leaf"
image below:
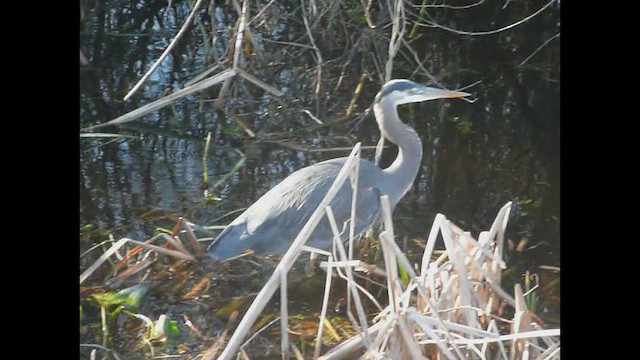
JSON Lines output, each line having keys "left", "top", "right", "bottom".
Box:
{"left": 210, "top": 157, "right": 246, "bottom": 190}
{"left": 151, "top": 314, "right": 181, "bottom": 340}
{"left": 397, "top": 259, "right": 410, "bottom": 289}
{"left": 92, "top": 284, "right": 149, "bottom": 310}
{"left": 164, "top": 317, "right": 181, "bottom": 339}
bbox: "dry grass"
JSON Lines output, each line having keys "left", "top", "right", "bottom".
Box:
{"left": 205, "top": 143, "right": 559, "bottom": 359}
{"left": 80, "top": 141, "right": 559, "bottom": 359}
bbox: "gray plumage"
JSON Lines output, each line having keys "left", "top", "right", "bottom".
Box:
{"left": 207, "top": 79, "right": 469, "bottom": 260}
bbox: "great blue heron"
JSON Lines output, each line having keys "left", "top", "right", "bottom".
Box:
{"left": 207, "top": 79, "right": 469, "bottom": 260}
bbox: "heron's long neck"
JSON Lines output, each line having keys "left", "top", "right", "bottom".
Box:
{"left": 374, "top": 99, "right": 423, "bottom": 207}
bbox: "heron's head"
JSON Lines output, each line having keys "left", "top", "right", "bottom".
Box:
{"left": 375, "top": 79, "right": 470, "bottom": 106}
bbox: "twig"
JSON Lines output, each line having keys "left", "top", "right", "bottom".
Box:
{"left": 488, "top": 320, "right": 510, "bottom": 360}
{"left": 379, "top": 201, "right": 400, "bottom": 314}
{"left": 406, "top": 309, "right": 498, "bottom": 339}
{"left": 101, "top": 306, "right": 108, "bottom": 348}
{"left": 397, "top": 316, "right": 428, "bottom": 360}
{"left": 300, "top": 0, "right": 323, "bottom": 97}
{"left": 80, "top": 238, "right": 129, "bottom": 284}
{"left": 347, "top": 149, "right": 361, "bottom": 311}
{"left": 410, "top": 0, "right": 485, "bottom": 10}
{"left": 301, "top": 109, "right": 324, "bottom": 125}
{"left": 345, "top": 73, "right": 367, "bottom": 117}
{"left": 184, "top": 64, "right": 222, "bottom": 87}
{"left": 314, "top": 256, "right": 334, "bottom": 359}
{"left": 255, "top": 35, "right": 315, "bottom": 49}
{"left": 159, "top": 233, "right": 191, "bottom": 256}
{"left": 519, "top": 33, "right": 560, "bottom": 67}
{"left": 236, "top": 68, "right": 284, "bottom": 96}
{"left": 326, "top": 206, "right": 372, "bottom": 348}
{"left": 124, "top": 0, "right": 206, "bottom": 101}
{"left": 291, "top": 342, "right": 305, "bottom": 360}
{"left": 213, "top": 0, "right": 250, "bottom": 109}
{"left": 203, "top": 311, "right": 239, "bottom": 360}
{"left": 364, "top": 0, "right": 375, "bottom": 28}
{"left": 399, "top": 38, "right": 441, "bottom": 86}
{"left": 318, "top": 321, "right": 385, "bottom": 360}
{"left": 79, "top": 133, "right": 139, "bottom": 139}
{"left": 485, "top": 277, "right": 517, "bottom": 308}
{"left": 416, "top": 0, "right": 556, "bottom": 36}
{"left": 534, "top": 342, "right": 560, "bottom": 360}
{"left": 419, "top": 213, "right": 445, "bottom": 283}
{"left": 416, "top": 329, "right": 560, "bottom": 345}
{"left": 280, "top": 269, "right": 290, "bottom": 360}
{"left": 247, "top": 0, "right": 278, "bottom": 26}
{"left": 330, "top": 263, "right": 385, "bottom": 312}
{"left": 233, "top": 0, "right": 249, "bottom": 69}
{"left": 109, "top": 256, "right": 155, "bottom": 286}
{"left": 384, "top": 0, "right": 405, "bottom": 82}
{"left": 230, "top": 111, "right": 257, "bottom": 138}
{"left": 213, "top": 75, "right": 233, "bottom": 109}
{"left": 180, "top": 218, "right": 204, "bottom": 255}
{"left": 203, "top": 132, "right": 212, "bottom": 186}
{"left": 311, "top": 0, "right": 340, "bottom": 28}
{"left": 79, "top": 237, "right": 196, "bottom": 284}
{"left": 82, "top": 69, "right": 236, "bottom": 132}
{"left": 405, "top": 311, "right": 457, "bottom": 360}
{"left": 208, "top": 0, "right": 222, "bottom": 64}
{"left": 240, "top": 316, "right": 281, "bottom": 350}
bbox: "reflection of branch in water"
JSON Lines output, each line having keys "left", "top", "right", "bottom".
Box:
{"left": 247, "top": 0, "right": 278, "bottom": 27}
{"left": 519, "top": 33, "right": 560, "bottom": 67}
{"left": 399, "top": 37, "right": 439, "bottom": 86}
{"left": 414, "top": 0, "right": 556, "bottom": 36}
{"left": 300, "top": 0, "right": 324, "bottom": 104}
{"left": 124, "top": 0, "right": 206, "bottom": 101}
{"left": 409, "top": 0, "right": 486, "bottom": 10}
{"left": 253, "top": 35, "right": 315, "bottom": 50}
{"left": 82, "top": 69, "right": 236, "bottom": 132}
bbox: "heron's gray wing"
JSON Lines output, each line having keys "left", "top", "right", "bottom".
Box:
{"left": 207, "top": 158, "right": 384, "bottom": 259}
{"left": 303, "top": 161, "right": 382, "bottom": 251}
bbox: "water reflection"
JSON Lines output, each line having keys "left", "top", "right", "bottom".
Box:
{"left": 80, "top": 3, "right": 560, "bottom": 357}
{"left": 80, "top": 0, "right": 559, "bottom": 295}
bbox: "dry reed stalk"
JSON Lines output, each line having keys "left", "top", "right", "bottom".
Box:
{"left": 82, "top": 69, "right": 236, "bottom": 132}
{"left": 179, "top": 218, "right": 204, "bottom": 255}
{"left": 313, "top": 255, "right": 335, "bottom": 359}
{"left": 197, "top": 147, "right": 557, "bottom": 360}
{"left": 80, "top": 232, "right": 197, "bottom": 285}
{"left": 215, "top": 144, "right": 364, "bottom": 360}
{"left": 313, "top": 200, "right": 559, "bottom": 359}
{"left": 326, "top": 206, "right": 372, "bottom": 347}
{"left": 280, "top": 269, "right": 290, "bottom": 359}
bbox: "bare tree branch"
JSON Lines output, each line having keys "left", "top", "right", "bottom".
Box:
{"left": 519, "top": 33, "right": 560, "bottom": 67}
{"left": 416, "top": 0, "right": 556, "bottom": 36}
{"left": 124, "top": 0, "right": 206, "bottom": 101}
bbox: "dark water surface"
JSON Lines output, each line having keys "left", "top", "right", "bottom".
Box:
{"left": 81, "top": 0, "right": 559, "bottom": 356}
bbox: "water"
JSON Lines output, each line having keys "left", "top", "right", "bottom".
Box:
{"left": 80, "top": 0, "right": 560, "bottom": 355}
